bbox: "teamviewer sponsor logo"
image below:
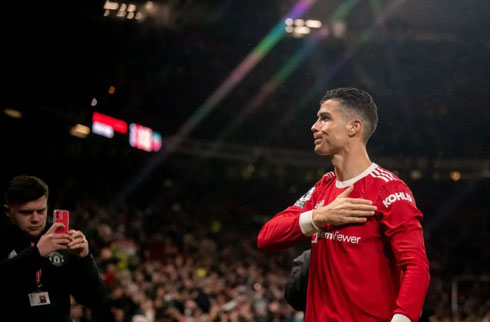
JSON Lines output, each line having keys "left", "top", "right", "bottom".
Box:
{"left": 382, "top": 192, "right": 413, "bottom": 208}
{"left": 319, "top": 231, "right": 361, "bottom": 244}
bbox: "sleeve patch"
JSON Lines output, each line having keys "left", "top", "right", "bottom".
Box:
{"left": 382, "top": 192, "right": 413, "bottom": 208}
{"left": 294, "top": 187, "right": 315, "bottom": 209}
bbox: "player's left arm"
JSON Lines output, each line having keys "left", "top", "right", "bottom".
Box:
{"left": 377, "top": 181, "right": 430, "bottom": 322}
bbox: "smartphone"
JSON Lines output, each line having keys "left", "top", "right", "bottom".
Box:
{"left": 53, "top": 209, "right": 69, "bottom": 234}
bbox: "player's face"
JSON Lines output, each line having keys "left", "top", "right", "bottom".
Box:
{"left": 311, "top": 99, "right": 350, "bottom": 156}
{"left": 5, "top": 196, "right": 48, "bottom": 238}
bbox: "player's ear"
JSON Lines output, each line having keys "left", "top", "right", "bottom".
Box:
{"left": 347, "top": 119, "right": 362, "bottom": 137}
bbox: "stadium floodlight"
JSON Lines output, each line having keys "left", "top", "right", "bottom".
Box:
{"left": 284, "top": 18, "right": 322, "bottom": 37}
{"left": 3, "top": 108, "right": 22, "bottom": 119}
{"left": 294, "top": 26, "right": 311, "bottom": 34}
{"left": 70, "top": 124, "right": 90, "bottom": 138}
{"left": 306, "top": 20, "right": 322, "bottom": 28}
{"left": 294, "top": 19, "right": 305, "bottom": 26}
{"left": 104, "top": 0, "right": 119, "bottom": 10}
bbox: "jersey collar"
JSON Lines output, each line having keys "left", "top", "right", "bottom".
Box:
{"left": 335, "top": 163, "right": 378, "bottom": 188}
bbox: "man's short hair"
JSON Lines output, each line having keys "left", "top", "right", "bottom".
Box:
{"left": 4, "top": 175, "right": 49, "bottom": 206}
{"left": 321, "top": 87, "right": 378, "bottom": 142}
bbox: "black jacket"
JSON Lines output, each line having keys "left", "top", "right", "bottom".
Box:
{"left": 284, "top": 249, "right": 310, "bottom": 312}
{"left": 0, "top": 220, "right": 113, "bottom": 322}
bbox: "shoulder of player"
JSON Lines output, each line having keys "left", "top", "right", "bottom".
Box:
{"left": 367, "top": 166, "right": 418, "bottom": 207}
{"left": 367, "top": 166, "right": 414, "bottom": 198}
{"left": 294, "top": 172, "right": 334, "bottom": 208}
{"left": 367, "top": 165, "right": 406, "bottom": 187}
{"left": 319, "top": 171, "right": 336, "bottom": 184}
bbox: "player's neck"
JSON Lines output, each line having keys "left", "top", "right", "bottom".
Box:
{"left": 331, "top": 144, "right": 371, "bottom": 182}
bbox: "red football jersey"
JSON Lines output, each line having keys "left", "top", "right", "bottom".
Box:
{"left": 258, "top": 163, "right": 430, "bottom": 322}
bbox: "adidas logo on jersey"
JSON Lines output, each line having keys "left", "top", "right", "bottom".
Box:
{"left": 382, "top": 192, "right": 413, "bottom": 208}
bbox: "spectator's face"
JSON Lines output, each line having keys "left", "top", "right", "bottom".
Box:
{"left": 111, "top": 308, "right": 125, "bottom": 322}
{"left": 311, "top": 99, "right": 351, "bottom": 156}
{"left": 6, "top": 196, "right": 48, "bottom": 238}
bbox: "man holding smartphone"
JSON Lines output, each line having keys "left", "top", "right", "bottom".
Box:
{"left": 0, "top": 175, "right": 113, "bottom": 322}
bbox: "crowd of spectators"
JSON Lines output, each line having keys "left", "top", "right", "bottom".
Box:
{"left": 67, "top": 194, "right": 303, "bottom": 322}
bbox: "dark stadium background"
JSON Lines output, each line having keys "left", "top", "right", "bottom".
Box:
{"left": 1, "top": 0, "right": 489, "bottom": 321}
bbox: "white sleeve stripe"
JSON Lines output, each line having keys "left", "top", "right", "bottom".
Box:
{"left": 371, "top": 168, "right": 399, "bottom": 182}
{"left": 299, "top": 211, "right": 319, "bottom": 237}
{"left": 372, "top": 168, "right": 394, "bottom": 181}
{"left": 323, "top": 171, "right": 335, "bottom": 178}
{"left": 370, "top": 173, "right": 389, "bottom": 182}
{"left": 377, "top": 167, "right": 397, "bottom": 180}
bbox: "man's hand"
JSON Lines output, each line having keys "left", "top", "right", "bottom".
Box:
{"left": 67, "top": 230, "right": 89, "bottom": 258}
{"left": 312, "top": 185, "right": 377, "bottom": 227}
{"left": 36, "top": 223, "right": 72, "bottom": 257}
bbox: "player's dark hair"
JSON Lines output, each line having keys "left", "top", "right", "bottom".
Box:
{"left": 4, "top": 175, "right": 49, "bottom": 206}
{"left": 321, "top": 87, "right": 378, "bottom": 142}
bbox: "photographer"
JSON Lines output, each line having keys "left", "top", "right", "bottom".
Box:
{"left": 0, "top": 175, "right": 113, "bottom": 322}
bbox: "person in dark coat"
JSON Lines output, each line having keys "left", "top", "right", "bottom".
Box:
{"left": 0, "top": 175, "right": 113, "bottom": 322}
{"left": 284, "top": 249, "right": 310, "bottom": 312}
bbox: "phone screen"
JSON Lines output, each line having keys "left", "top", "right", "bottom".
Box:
{"left": 53, "top": 209, "right": 69, "bottom": 234}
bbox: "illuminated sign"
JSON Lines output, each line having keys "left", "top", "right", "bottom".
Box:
{"left": 91, "top": 112, "right": 161, "bottom": 152}
{"left": 92, "top": 112, "right": 128, "bottom": 134}
{"left": 92, "top": 122, "right": 114, "bottom": 138}
{"left": 129, "top": 123, "right": 162, "bottom": 152}
{"left": 152, "top": 132, "right": 162, "bottom": 152}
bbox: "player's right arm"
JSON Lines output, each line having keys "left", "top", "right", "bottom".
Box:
{"left": 257, "top": 184, "right": 377, "bottom": 252}
{"left": 257, "top": 184, "right": 320, "bottom": 252}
